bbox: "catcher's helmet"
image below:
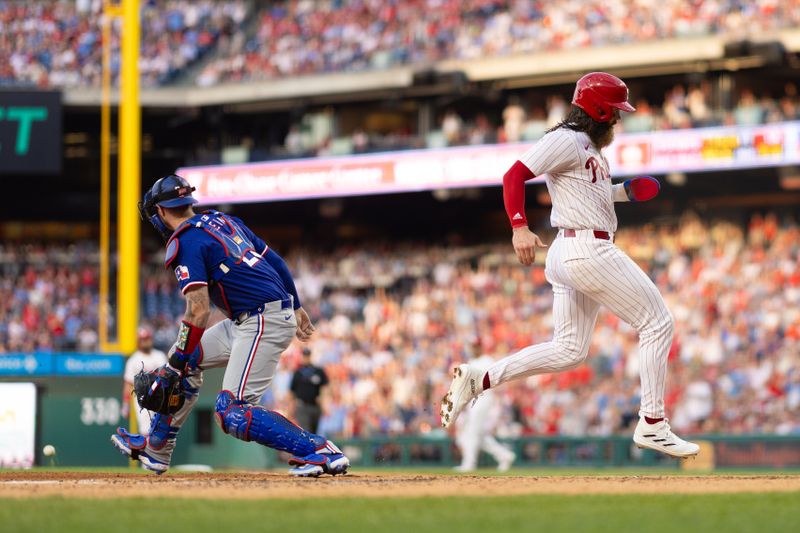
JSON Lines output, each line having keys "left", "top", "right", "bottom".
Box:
{"left": 572, "top": 72, "right": 635, "bottom": 123}
{"left": 139, "top": 174, "right": 198, "bottom": 239}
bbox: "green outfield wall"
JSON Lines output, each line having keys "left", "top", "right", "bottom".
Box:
{"left": 2, "top": 362, "right": 798, "bottom": 470}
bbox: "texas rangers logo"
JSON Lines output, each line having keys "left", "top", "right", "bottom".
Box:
{"left": 174, "top": 265, "right": 190, "bottom": 281}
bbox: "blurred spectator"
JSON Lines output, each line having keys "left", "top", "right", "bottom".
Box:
{"left": 733, "top": 89, "right": 765, "bottom": 125}
{"left": 686, "top": 82, "right": 712, "bottom": 127}
{"left": 290, "top": 347, "right": 329, "bottom": 434}
{"left": 441, "top": 110, "right": 463, "bottom": 145}
{"left": 546, "top": 96, "right": 568, "bottom": 129}
{"left": 521, "top": 107, "right": 548, "bottom": 141}
{"left": 502, "top": 98, "right": 526, "bottom": 143}
{"left": 622, "top": 98, "right": 656, "bottom": 133}
{"left": 663, "top": 85, "right": 691, "bottom": 129}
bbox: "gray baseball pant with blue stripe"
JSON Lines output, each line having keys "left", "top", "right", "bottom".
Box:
{"left": 142, "top": 299, "right": 297, "bottom": 464}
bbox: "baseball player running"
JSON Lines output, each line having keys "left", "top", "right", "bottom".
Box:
{"left": 441, "top": 72, "right": 699, "bottom": 459}
{"left": 111, "top": 174, "right": 349, "bottom": 476}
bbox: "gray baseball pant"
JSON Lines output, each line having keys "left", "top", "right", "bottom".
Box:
{"left": 143, "top": 299, "right": 297, "bottom": 464}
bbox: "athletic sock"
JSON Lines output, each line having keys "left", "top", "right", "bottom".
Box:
{"left": 482, "top": 373, "right": 491, "bottom": 390}
{"left": 644, "top": 416, "right": 664, "bottom": 425}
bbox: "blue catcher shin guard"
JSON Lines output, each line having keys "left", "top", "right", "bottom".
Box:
{"left": 148, "top": 413, "right": 180, "bottom": 450}
{"left": 214, "top": 390, "right": 325, "bottom": 456}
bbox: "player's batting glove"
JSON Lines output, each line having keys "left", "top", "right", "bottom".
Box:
{"left": 623, "top": 176, "right": 660, "bottom": 202}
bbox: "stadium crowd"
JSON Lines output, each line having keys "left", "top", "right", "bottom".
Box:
{"left": 0, "top": 0, "right": 248, "bottom": 88}
{"left": 3, "top": 1, "right": 799, "bottom": 88}
{"left": 0, "top": 242, "right": 99, "bottom": 353}
{"left": 196, "top": 0, "right": 800, "bottom": 86}
{"left": 250, "top": 82, "right": 800, "bottom": 163}
{"left": 2, "top": 212, "right": 798, "bottom": 438}
{"left": 363, "top": 83, "right": 800, "bottom": 154}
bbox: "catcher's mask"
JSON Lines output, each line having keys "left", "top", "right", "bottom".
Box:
{"left": 139, "top": 174, "right": 198, "bottom": 240}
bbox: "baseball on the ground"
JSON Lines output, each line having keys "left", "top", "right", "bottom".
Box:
{"left": 43, "top": 444, "right": 56, "bottom": 456}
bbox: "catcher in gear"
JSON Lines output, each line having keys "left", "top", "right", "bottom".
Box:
{"left": 111, "top": 174, "right": 349, "bottom": 476}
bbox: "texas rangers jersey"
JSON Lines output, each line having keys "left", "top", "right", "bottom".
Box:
{"left": 165, "top": 211, "right": 290, "bottom": 317}
{"left": 519, "top": 128, "right": 617, "bottom": 232}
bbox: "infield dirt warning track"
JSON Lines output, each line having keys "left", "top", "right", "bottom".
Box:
{"left": 1, "top": 472, "right": 799, "bottom": 499}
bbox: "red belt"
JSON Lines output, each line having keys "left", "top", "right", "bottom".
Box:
{"left": 562, "top": 229, "right": 612, "bottom": 241}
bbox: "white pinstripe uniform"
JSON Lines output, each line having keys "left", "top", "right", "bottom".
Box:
{"left": 124, "top": 348, "right": 168, "bottom": 435}
{"left": 488, "top": 127, "right": 674, "bottom": 419}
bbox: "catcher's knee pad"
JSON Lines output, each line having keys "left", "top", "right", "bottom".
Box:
{"left": 147, "top": 413, "right": 179, "bottom": 450}
{"left": 214, "top": 390, "right": 324, "bottom": 456}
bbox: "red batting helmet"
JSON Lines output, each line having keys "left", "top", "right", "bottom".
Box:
{"left": 572, "top": 72, "right": 635, "bottom": 123}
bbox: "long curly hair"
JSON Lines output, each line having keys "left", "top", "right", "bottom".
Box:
{"left": 547, "top": 105, "right": 615, "bottom": 148}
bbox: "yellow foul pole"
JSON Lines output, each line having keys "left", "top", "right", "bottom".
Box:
{"left": 117, "top": 0, "right": 140, "bottom": 355}
{"left": 99, "top": 1, "right": 116, "bottom": 352}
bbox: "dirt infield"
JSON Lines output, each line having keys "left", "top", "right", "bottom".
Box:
{"left": 1, "top": 471, "right": 799, "bottom": 499}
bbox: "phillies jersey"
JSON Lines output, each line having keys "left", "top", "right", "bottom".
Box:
{"left": 519, "top": 128, "right": 618, "bottom": 233}
{"left": 165, "top": 211, "right": 290, "bottom": 317}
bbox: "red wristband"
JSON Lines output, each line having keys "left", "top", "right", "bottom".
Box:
{"left": 176, "top": 320, "right": 204, "bottom": 355}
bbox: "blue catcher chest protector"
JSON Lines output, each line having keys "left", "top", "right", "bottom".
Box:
{"left": 165, "top": 210, "right": 263, "bottom": 285}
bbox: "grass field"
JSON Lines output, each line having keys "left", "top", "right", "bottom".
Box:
{"left": 2, "top": 469, "right": 798, "bottom": 533}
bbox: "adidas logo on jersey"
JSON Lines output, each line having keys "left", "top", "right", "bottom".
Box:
{"left": 512, "top": 213, "right": 524, "bottom": 221}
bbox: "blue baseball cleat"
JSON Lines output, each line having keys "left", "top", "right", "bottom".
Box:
{"left": 111, "top": 427, "right": 169, "bottom": 474}
{"left": 288, "top": 440, "right": 350, "bottom": 477}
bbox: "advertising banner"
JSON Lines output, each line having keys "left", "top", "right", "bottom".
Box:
{"left": 179, "top": 121, "right": 800, "bottom": 204}
{"left": 180, "top": 143, "right": 525, "bottom": 204}
{"left": 612, "top": 121, "right": 800, "bottom": 175}
{"left": 0, "top": 353, "right": 123, "bottom": 377}
{"left": 0, "top": 383, "right": 37, "bottom": 468}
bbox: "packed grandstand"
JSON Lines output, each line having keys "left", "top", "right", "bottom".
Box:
{"left": 3, "top": 0, "right": 800, "bottom": 89}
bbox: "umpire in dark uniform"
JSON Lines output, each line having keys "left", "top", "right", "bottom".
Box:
{"left": 290, "top": 348, "right": 328, "bottom": 433}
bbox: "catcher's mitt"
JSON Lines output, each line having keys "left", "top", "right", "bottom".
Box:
{"left": 133, "top": 367, "right": 186, "bottom": 415}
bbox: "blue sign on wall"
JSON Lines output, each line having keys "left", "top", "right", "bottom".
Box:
{"left": 0, "top": 353, "right": 123, "bottom": 376}
{"left": 55, "top": 354, "right": 124, "bottom": 375}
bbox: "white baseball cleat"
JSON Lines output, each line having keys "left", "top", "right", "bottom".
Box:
{"left": 440, "top": 364, "right": 484, "bottom": 429}
{"left": 633, "top": 417, "right": 700, "bottom": 458}
{"left": 497, "top": 452, "right": 516, "bottom": 473}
